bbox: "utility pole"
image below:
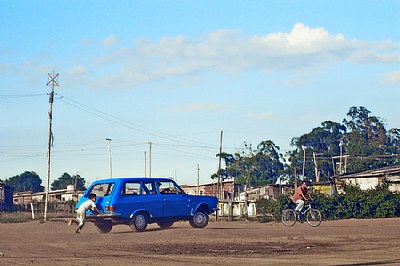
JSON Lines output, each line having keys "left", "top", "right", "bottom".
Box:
{"left": 105, "top": 138, "right": 112, "bottom": 178}
{"left": 197, "top": 164, "right": 200, "bottom": 195}
{"left": 217, "top": 130, "right": 223, "bottom": 199}
{"left": 44, "top": 71, "right": 59, "bottom": 222}
{"left": 313, "top": 152, "right": 320, "bottom": 182}
{"left": 339, "top": 139, "right": 343, "bottom": 175}
{"left": 144, "top": 151, "right": 147, "bottom": 177}
{"left": 148, "top": 142, "right": 152, "bottom": 178}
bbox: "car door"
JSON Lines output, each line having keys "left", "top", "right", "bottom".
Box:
{"left": 116, "top": 180, "right": 163, "bottom": 218}
{"left": 115, "top": 180, "right": 143, "bottom": 218}
{"left": 158, "top": 180, "right": 191, "bottom": 217}
{"left": 140, "top": 180, "right": 163, "bottom": 218}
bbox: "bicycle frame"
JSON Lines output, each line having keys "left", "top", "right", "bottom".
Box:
{"left": 282, "top": 201, "right": 321, "bottom": 227}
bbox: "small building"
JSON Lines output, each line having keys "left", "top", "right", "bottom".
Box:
{"left": 239, "top": 184, "right": 292, "bottom": 201}
{"left": 13, "top": 185, "right": 84, "bottom": 205}
{"left": 334, "top": 165, "right": 400, "bottom": 193}
{"left": 181, "top": 179, "right": 241, "bottom": 200}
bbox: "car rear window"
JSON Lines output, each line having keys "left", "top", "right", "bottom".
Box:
{"left": 90, "top": 183, "right": 115, "bottom": 197}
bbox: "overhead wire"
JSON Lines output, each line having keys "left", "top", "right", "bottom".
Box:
{"left": 0, "top": 93, "right": 47, "bottom": 99}
{"left": 57, "top": 95, "right": 219, "bottom": 149}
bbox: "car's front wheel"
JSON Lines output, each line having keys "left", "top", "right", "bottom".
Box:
{"left": 129, "top": 212, "right": 148, "bottom": 232}
{"left": 189, "top": 210, "right": 209, "bottom": 228}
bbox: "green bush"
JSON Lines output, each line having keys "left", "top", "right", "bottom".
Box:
{"left": 256, "top": 183, "right": 400, "bottom": 222}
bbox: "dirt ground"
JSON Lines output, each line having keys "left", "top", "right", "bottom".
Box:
{"left": 0, "top": 217, "right": 399, "bottom": 266}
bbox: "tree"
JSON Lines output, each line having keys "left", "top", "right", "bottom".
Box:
{"left": 5, "top": 171, "right": 44, "bottom": 193}
{"left": 51, "top": 172, "right": 86, "bottom": 191}
{"left": 343, "top": 106, "right": 397, "bottom": 172}
{"left": 214, "top": 140, "right": 285, "bottom": 186}
{"left": 287, "top": 121, "right": 346, "bottom": 182}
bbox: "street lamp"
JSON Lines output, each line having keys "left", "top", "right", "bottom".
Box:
{"left": 339, "top": 139, "right": 343, "bottom": 175}
{"left": 106, "top": 138, "right": 113, "bottom": 178}
{"left": 302, "top": 145, "right": 307, "bottom": 181}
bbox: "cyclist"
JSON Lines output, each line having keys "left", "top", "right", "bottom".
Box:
{"left": 291, "top": 181, "right": 313, "bottom": 215}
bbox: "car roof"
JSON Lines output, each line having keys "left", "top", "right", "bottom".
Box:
{"left": 90, "top": 177, "right": 174, "bottom": 184}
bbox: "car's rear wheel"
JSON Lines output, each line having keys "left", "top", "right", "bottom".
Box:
{"left": 96, "top": 220, "right": 113, "bottom": 233}
{"left": 157, "top": 221, "right": 174, "bottom": 228}
{"left": 189, "top": 210, "right": 209, "bottom": 228}
{"left": 130, "top": 212, "right": 148, "bottom": 232}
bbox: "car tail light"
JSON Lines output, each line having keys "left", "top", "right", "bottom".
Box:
{"left": 106, "top": 206, "right": 115, "bottom": 212}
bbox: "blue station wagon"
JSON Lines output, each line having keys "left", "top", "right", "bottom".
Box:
{"left": 76, "top": 177, "right": 219, "bottom": 233}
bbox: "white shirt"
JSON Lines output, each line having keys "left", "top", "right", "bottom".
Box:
{"left": 77, "top": 199, "right": 97, "bottom": 213}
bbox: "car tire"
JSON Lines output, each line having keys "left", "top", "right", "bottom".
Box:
{"left": 96, "top": 220, "right": 113, "bottom": 233}
{"left": 157, "top": 221, "right": 174, "bottom": 228}
{"left": 189, "top": 210, "right": 209, "bottom": 228}
{"left": 130, "top": 212, "right": 148, "bottom": 232}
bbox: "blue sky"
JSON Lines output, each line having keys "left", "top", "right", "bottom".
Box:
{"left": 1, "top": 1, "right": 399, "bottom": 187}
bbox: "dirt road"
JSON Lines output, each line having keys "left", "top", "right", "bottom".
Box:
{"left": 0, "top": 217, "right": 399, "bottom": 265}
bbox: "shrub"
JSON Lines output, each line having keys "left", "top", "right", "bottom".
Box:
{"left": 257, "top": 183, "right": 400, "bottom": 222}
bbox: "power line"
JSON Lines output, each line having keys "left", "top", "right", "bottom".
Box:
{"left": 58, "top": 95, "right": 216, "bottom": 148}
{"left": 0, "top": 93, "right": 47, "bottom": 99}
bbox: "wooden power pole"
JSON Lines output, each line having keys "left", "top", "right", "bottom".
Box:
{"left": 44, "top": 72, "right": 59, "bottom": 221}
{"left": 197, "top": 164, "right": 200, "bottom": 195}
{"left": 217, "top": 130, "right": 223, "bottom": 199}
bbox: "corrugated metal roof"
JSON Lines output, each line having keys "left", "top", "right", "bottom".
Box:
{"left": 336, "top": 165, "right": 400, "bottom": 179}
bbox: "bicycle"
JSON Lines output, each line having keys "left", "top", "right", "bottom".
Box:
{"left": 281, "top": 201, "right": 322, "bottom": 227}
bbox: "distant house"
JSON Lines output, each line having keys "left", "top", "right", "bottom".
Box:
{"left": 239, "top": 184, "right": 292, "bottom": 201}
{"left": 181, "top": 179, "right": 240, "bottom": 200}
{"left": 13, "top": 185, "right": 84, "bottom": 205}
{"left": 181, "top": 180, "right": 292, "bottom": 201}
{"left": 334, "top": 165, "right": 400, "bottom": 193}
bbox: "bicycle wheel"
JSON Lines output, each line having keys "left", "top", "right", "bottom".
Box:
{"left": 306, "top": 209, "right": 321, "bottom": 227}
{"left": 282, "top": 209, "right": 296, "bottom": 227}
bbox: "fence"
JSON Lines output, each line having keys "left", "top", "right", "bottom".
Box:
{"left": 0, "top": 202, "right": 75, "bottom": 215}
{"left": 216, "top": 200, "right": 258, "bottom": 220}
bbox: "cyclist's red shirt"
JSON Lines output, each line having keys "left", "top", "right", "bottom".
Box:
{"left": 292, "top": 186, "right": 307, "bottom": 203}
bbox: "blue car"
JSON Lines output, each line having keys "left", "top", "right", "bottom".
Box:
{"left": 76, "top": 177, "right": 219, "bottom": 233}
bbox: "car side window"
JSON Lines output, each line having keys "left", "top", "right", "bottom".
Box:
{"left": 123, "top": 182, "right": 141, "bottom": 195}
{"left": 158, "top": 181, "right": 181, "bottom": 194}
{"left": 142, "top": 181, "right": 157, "bottom": 195}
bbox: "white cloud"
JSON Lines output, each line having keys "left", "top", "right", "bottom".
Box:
{"left": 101, "top": 35, "right": 118, "bottom": 46}
{"left": 67, "top": 65, "right": 89, "bottom": 76}
{"left": 168, "top": 102, "right": 231, "bottom": 112}
{"left": 243, "top": 112, "right": 274, "bottom": 120}
{"left": 4, "top": 23, "right": 399, "bottom": 91}
{"left": 80, "top": 38, "right": 95, "bottom": 46}
{"left": 0, "top": 64, "right": 15, "bottom": 74}
{"left": 383, "top": 70, "right": 400, "bottom": 84}
{"left": 84, "top": 23, "right": 399, "bottom": 90}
